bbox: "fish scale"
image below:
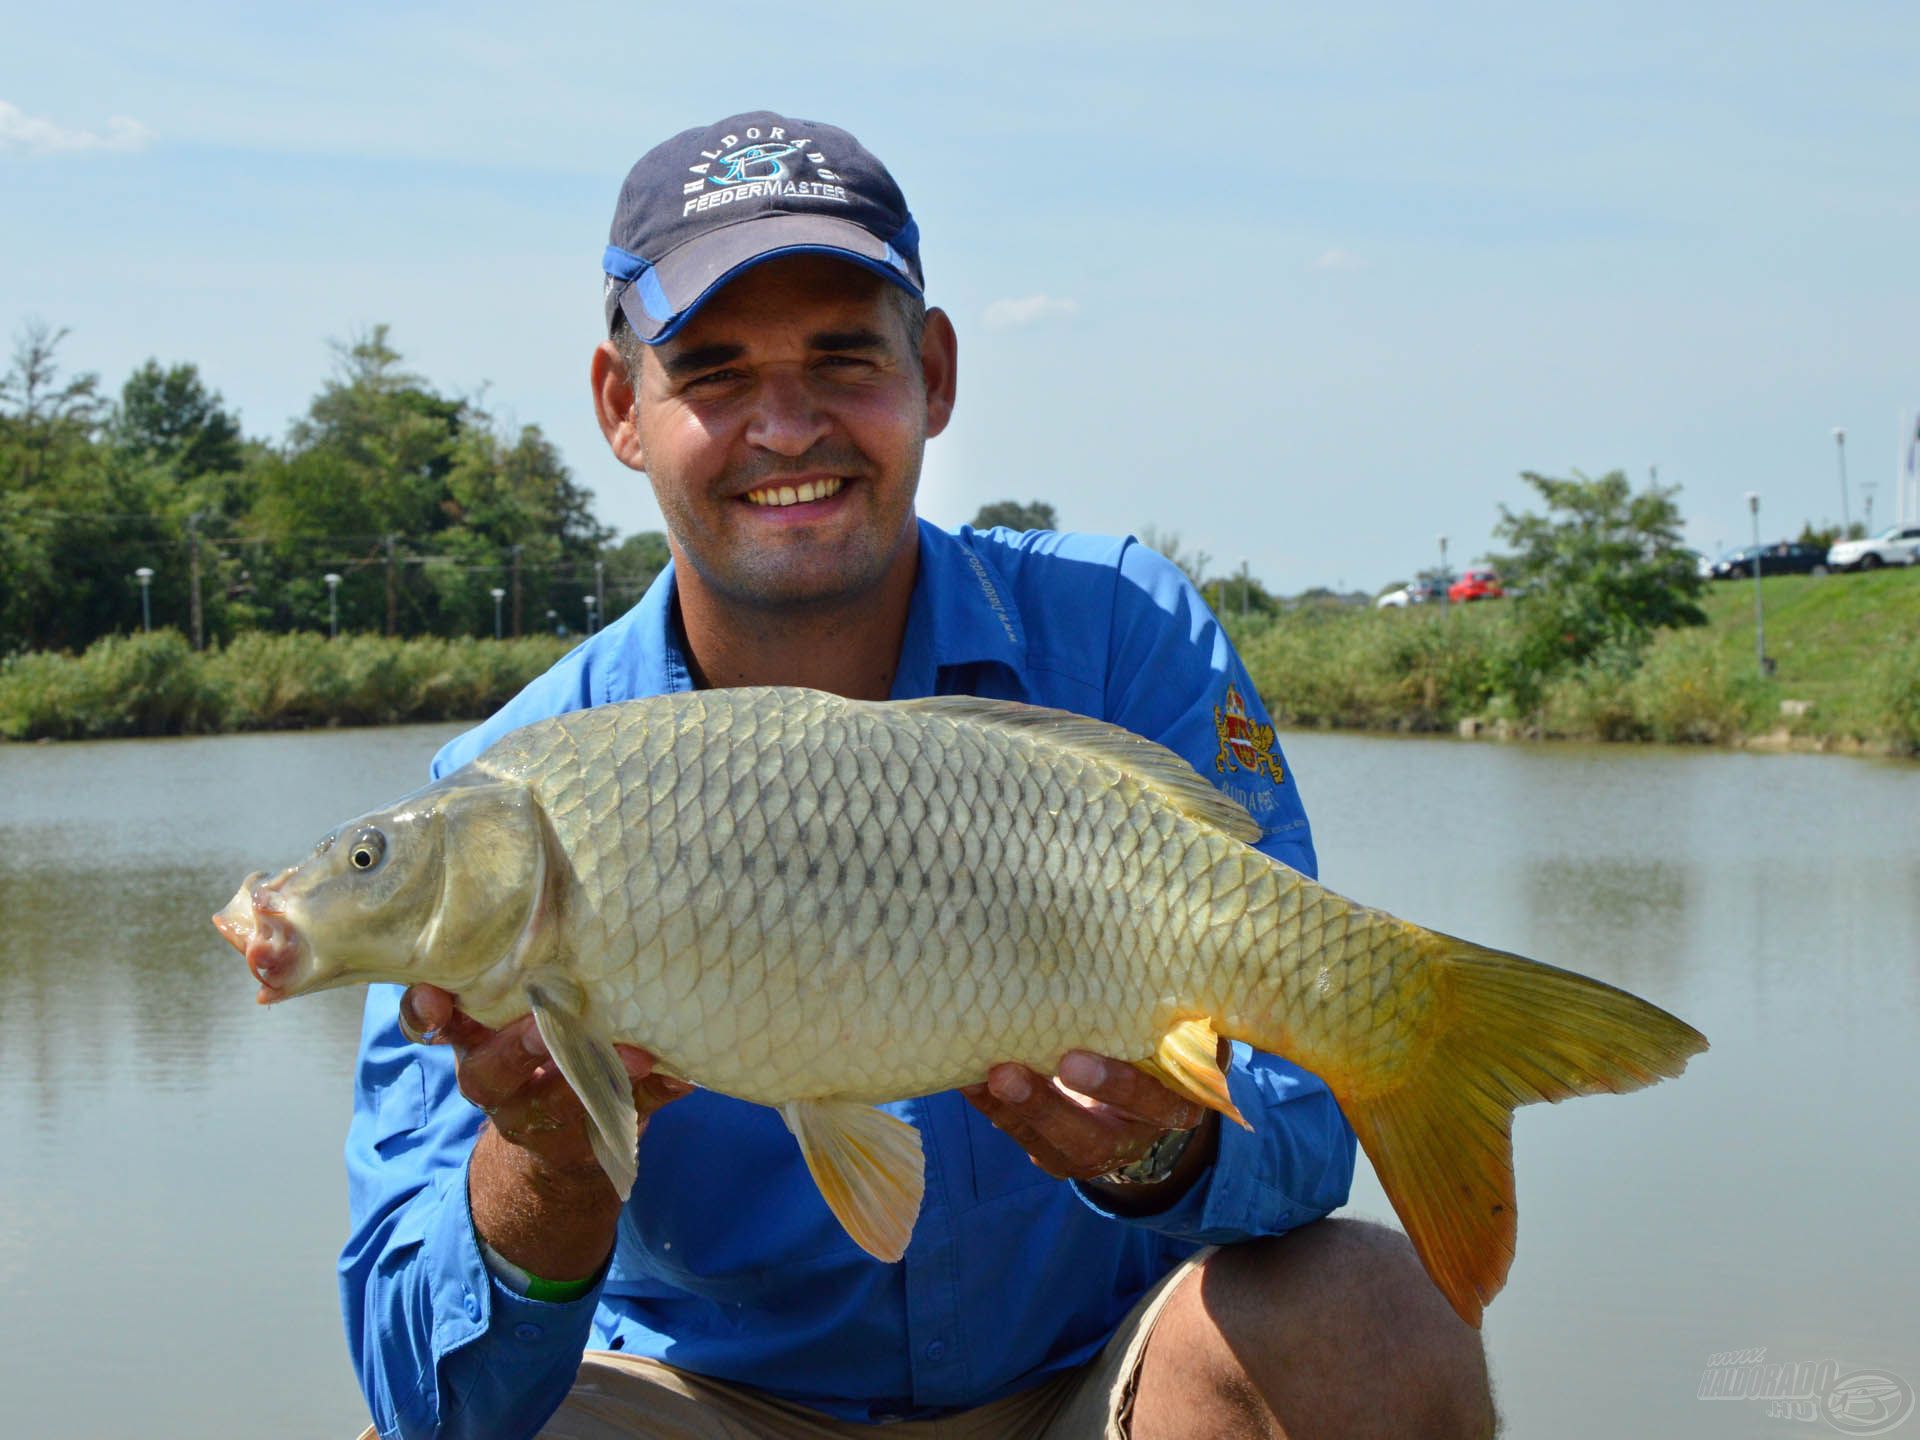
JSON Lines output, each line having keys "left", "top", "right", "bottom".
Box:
{"left": 218, "top": 686, "right": 1706, "bottom": 1324}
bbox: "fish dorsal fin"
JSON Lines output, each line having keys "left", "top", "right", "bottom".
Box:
{"left": 779, "top": 1099, "right": 926, "bottom": 1263}
{"left": 893, "top": 696, "right": 1261, "bottom": 843}
{"left": 526, "top": 978, "right": 640, "bottom": 1201}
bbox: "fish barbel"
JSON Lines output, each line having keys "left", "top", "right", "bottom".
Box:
{"left": 212, "top": 688, "right": 1706, "bottom": 1324}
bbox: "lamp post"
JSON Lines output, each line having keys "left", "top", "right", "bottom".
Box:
{"left": 134, "top": 566, "right": 154, "bottom": 633}
{"left": 1746, "top": 492, "right": 1767, "bottom": 676}
{"left": 489, "top": 587, "right": 506, "bottom": 640}
{"left": 323, "top": 573, "right": 342, "bottom": 639}
{"left": 1438, "top": 534, "right": 1449, "bottom": 606}
{"left": 1832, "top": 428, "right": 1851, "bottom": 535}
{"left": 1860, "top": 481, "right": 1877, "bottom": 536}
{"left": 584, "top": 594, "right": 598, "bottom": 635}
{"left": 594, "top": 559, "right": 607, "bottom": 626}
{"left": 546, "top": 607, "right": 560, "bottom": 636}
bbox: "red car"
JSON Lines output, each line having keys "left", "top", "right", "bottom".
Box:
{"left": 1448, "top": 567, "right": 1505, "bottom": 603}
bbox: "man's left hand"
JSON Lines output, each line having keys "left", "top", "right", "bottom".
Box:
{"left": 961, "top": 1050, "right": 1219, "bottom": 1211}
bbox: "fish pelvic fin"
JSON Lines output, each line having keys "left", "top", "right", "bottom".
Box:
{"left": 779, "top": 1100, "right": 926, "bottom": 1264}
{"left": 526, "top": 978, "right": 639, "bottom": 1202}
{"left": 1138, "top": 1016, "right": 1251, "bottom": 1130}
{"left": 1331, "top": 930, "right": 1708, "bottom": 1328}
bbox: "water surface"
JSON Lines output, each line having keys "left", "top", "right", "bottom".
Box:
{"left": 1, "top": 725, "right": 1914, "bottom": 1438}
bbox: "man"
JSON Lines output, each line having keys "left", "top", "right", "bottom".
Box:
{"left": 342, "top": 111, "right": 1494, "bottom": 1439}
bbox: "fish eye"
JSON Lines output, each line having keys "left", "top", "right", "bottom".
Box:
{"left": 347, "top": 829, "right": 387, "bottom": 873}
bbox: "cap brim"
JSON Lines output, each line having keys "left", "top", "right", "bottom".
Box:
{"left": 612, "top": 212, "right": 921, "bottom": 343}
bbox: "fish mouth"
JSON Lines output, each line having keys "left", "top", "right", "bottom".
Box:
{"left": 212, "top": 869, "right": 308, "bottom": 1004}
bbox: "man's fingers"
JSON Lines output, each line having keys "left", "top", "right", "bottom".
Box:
{"left": 1057, "top": 1052, "right": 1205, "bottom": 1131}
{"left": 452, "top": 1015, "right": 550, "bottom": 1112}
{"left": 972, "top": 1063, "right": 1162, "bottom": 1180}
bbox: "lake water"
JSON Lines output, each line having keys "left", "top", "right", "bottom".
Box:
{"left": 1, "top": 724, "right": 1915, "bottom": 1438}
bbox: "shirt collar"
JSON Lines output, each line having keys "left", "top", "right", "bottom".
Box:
{"left": 601, "top": 518, "right": 1029, "bottom": 704}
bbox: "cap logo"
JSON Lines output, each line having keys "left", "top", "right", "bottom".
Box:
{"left": 680, "top": 126, "right": 851, "bottom": 217}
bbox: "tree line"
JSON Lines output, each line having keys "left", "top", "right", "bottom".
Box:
{"left": 0, "top": 321, "right": 671, "bottom": 655}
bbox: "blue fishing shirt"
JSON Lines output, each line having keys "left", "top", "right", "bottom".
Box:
{"left": 340, "top": 521, "right": 1357, "bottom": 1440}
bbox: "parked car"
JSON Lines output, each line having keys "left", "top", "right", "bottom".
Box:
{"left": 1828, "top": 525, "right": 1920, "bottom": 571}
{"left": 1375, "top": 577, "right": 1451, "bottom": 608}
{"left": 1711, "top": 542, "right": 1830, "bottom": 580}
{"left": 1448, "top": 567, "right": 1504, "bottom": 603}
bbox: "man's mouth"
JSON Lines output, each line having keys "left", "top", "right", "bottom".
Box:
{"left": 742, "top": 476, "right": 848, "bottom": 508}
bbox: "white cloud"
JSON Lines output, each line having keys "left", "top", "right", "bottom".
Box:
{"left": 0, "top": 100, "right": 152, "bottom": 155}
{"left": 983, "top": 294, "right": 1080, "bottom": 330}
{"left": 1312, "top": 248, "right": 1367, "bottom": 271}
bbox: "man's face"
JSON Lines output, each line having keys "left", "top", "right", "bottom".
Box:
{"left": 614, "top": 254, "right": 954, "bottom": 614}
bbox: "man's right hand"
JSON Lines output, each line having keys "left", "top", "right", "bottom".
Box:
{"left": 399, "top": 983, "right": 691, "bottom": 1282}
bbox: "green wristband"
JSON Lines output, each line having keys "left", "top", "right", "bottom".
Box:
{"left": 522, "top": 1271, "right": 597, "bottom": 1304}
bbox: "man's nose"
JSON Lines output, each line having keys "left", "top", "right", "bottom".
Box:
{"left": 744, "top": 371, "right": 830, "bottom": 456}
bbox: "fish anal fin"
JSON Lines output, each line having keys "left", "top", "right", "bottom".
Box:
{"left": 526, "top": 979, "right": 639, "bottom": 1202}
{"left": 1140, "top": 1016, "right": 1252, "bottom": 1130}
{"left": 779, "top": 1100, "right": 926, "bottom": 1263}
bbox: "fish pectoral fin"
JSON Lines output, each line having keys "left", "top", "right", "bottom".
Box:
{"left": 526, "top": 979, "right": 639, "bottom": 1202}
{"left": 779, "top": 1100, "right": 925, "bottom": 1264}
{"left": 1140, "top": 1016, "right": 1252, "bottom": 1130}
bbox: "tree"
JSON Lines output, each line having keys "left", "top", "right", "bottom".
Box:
{"left": 1491, "top": 468, "right": 1706, "bottom": 700}
{"left": 970, "top": 498, "right": 1057, "bottom": 532}
{"left": 1136, "top": 525, "right": 1213, "bottom": 591}
{"left": 112, "top": 361, "right": 243, "bottom": 479}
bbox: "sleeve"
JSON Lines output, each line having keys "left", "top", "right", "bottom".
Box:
{"left": 1072, "top": 537, "right": 1357, "bottom": 1241}
{"left": 339, "top": 985, "right": 605, "bottom": 1439}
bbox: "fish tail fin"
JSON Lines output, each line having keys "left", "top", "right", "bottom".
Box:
{"left": 1315, "top": 931, "right": 1707, "bottom": 1328}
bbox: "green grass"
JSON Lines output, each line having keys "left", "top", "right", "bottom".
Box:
{"left": 1232, "top": 564, "right": 1920, "bottom": 753}
{"left": 1689, "top": 564, "right": 1920, "bottom": 739}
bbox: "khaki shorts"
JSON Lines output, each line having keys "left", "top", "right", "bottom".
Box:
{"left": 355, "top": 1248, "right": 1209, "bottom": 1440}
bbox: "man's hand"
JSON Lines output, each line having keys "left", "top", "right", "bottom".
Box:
{"left": 962, "top": 1050, "right": 1219, "bottom": 1216}
{"left": 400, "top": 983, "right": 691, "bottom": 1281}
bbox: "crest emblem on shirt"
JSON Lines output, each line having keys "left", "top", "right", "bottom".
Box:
{"left": 1213, "top": 683, "right": 1284, "bottom": 781}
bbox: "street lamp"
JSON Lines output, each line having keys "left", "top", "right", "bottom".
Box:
{"left": 1746, "top": 492, "right": 1767, "bottom": 676}
{"left": 584, "top": 593, "right": 598, "bottom": 635}
{"left": 134, "top": 566, "right": 154, "bottom": 633}
{"left": 1832, "top": 428, "right": 1851, "bottom": 535}
{"left": 324, "top": 573, "right": 342, "bottom": 640}
{"left": 1437, "top": 535, "right": 1449, "bottom": 606}
{"left": 490, "top": 587, "right": 507, "bottom": 640}
{"left": 546, "top": 607, "right": 560, "bottom": 636}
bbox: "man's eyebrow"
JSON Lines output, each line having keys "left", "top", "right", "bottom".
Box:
{"left": 661, "top": 342, "right": 746, "bottom": 378}
{"left": 808, "top": 328, "right": 890, "bottom": 353}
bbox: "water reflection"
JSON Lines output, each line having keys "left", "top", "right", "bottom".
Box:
{"left": 1522, "top": 856, "right": 1695, "bottom": 995}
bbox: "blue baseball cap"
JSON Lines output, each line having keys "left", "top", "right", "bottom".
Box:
{"left": 603, "top": 110, "right": 924, "bottom": 344}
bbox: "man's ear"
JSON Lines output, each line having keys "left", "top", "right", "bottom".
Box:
{"left": 591, "top": 341, "right": 648, "bottom": 473}
{"left": 920, "top": 307, "right": 958, "bottom": 440}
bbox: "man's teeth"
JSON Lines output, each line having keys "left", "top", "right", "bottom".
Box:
{"left": 744, "top": 477, "right": 846, "bottom": 507}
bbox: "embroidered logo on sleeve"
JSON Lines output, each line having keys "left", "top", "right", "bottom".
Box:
{"left": 1212, "top": 683, "right": 1284, "bottom": 782}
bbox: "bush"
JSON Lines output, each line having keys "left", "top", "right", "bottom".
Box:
{"left": 0, "top": 630, "right": 571, "bottom": 741}
{"left": 0, "top": 630, "right": 224, "bottom": 739}
{"left": 1627, "top": 630, "right": 1764, "bottom": 744}
{"left": 1868, "top": 639, "right": 1920, "bottom": 754}
{"left": 1237, "top": 607, "right": 1500, "bottom": 732}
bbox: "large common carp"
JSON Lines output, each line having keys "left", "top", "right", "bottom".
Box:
{"left": 213, "top": 689, "right": 1706, "bottom": 1325}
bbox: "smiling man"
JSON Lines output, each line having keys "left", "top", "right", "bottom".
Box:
{"left": 340, "top": 112, "right": 1494, "bottom": 1440}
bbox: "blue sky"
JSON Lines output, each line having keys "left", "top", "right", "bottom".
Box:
{"left": 5, "top": 1, "right": 1917, "bottom": 592}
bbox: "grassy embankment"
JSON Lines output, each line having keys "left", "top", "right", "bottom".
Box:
{"left": 0, "top": 630, "right": 573, "bottom": 741}
{"left": 1233, "top": 564, "right": 1920, "bottom": 754}
{"left": 4, "top": 569, "right": 1915, "bottom": 753}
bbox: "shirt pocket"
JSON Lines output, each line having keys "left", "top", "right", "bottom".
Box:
{"left": 369, "top": 1058, "right": 427, "bottom": 1154}
{"left": 961, "top": 1100, "right": 1054, "bottom": 1207}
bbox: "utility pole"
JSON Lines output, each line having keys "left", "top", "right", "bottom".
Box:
{"left": 385, "top": 533, "right": 399, "bottom": 637}
{"left": 1239, "top": 558, "right": 1249, "bottom": 618}
{"left": 187, "top": 512, "right": 205, "bottom": 651}
{"left": 1833, "top": 428, "right": 1851, "bottom": 534}
{"left": 1746, "top": 492, "right": 1767, "bottom": 676}
{"left": 510, "top": 544, "right": 524, "bottom": 638}
{"left": 595, "top": 558, "right": 607, "bottom": 627}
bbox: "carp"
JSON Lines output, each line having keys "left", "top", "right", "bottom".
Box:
{"left": 213, "top": 689, "right": 1706, "bottom": 1324}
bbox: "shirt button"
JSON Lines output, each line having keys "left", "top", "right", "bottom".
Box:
{"left": 514, "top": 1322, "right": 542, "bottom": 1342}
{"left": 462, "top": 1289, "right": 480, "bottom": 1320}
{"left": 924, "top": 1339, "right": 948, "bottom": 1361}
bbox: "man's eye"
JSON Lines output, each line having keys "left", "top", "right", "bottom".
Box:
{"left": 686, "top": 369, "right": 743, "bottom": 390}
{"left": 818, "top": 355, "right": 874, "bottom": 371}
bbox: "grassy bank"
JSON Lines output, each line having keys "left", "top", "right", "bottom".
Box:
{"left": 1235, "top": 564, "right": 1920, "bottom": 755}
{"left": 0, "top": 630, "right": 573, "bottom": 741}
